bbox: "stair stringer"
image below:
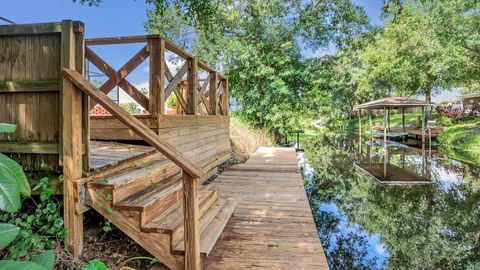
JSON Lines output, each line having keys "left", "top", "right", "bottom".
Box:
{"left": 86, "top": 187, "right": 185, "bottom": 270}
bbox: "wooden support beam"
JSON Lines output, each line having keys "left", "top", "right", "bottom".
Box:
{"left": 0, "top": 142, "right": 59, "bottom": 154}
{"left": 0, "top": 21, "right": 83, "bottom": 35}
{"left": 61, "top": 20, "right": 84, "bottom": 258}
{"left": 76, "top": 26, "right": 89, "bottom": 173}
{"left": 402, "top": 107, "right": 406, "bottom": 132}
{"left": 148, "top": 37, "right": 165, "bottom": 117}
{"left": 86, "top": 35, "right": 148, "bottom": 45}
{"left": 164, "top": 62, "right": 188, "bottom": 105}
{"left": 0, "top": 80, "right": 60, "bottom": 92}
{"left": 187, "top": 59, "right": 198, "bottom": 115}
{"left": 182, "top": 171, "right": 201, "bottom": 270}
{"left": 196, "top": 73, "right": 211, "bottom": 99}
{"left": 209, "top": 73, "right": 218, "bottom": 115}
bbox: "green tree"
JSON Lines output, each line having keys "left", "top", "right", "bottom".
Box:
{"left": 145, "top": 0, "right": 369, "bottom": 138}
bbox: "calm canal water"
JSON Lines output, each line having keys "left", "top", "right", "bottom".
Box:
{"left": 300, "top": 133, "right": 480, "bottom": 270}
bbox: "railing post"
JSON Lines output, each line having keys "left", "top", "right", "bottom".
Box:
{"left": 187, "top": 58, "right": 198, "bottom": 115}
{"left": 182, "top": 171, "right": 201, "bottom": 270}
{"left": 209, "top": 72, "right": 217, "bottom": 115}
{"left": 221, "top": 78, "right": 229, "bottom": 115}
{"left": 61, "top": 20, "right": 84, "bottom": 257}
{"left": 148, "top": 37, "right": 165, "bottom": 121}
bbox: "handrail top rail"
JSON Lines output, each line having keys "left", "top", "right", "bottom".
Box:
{"left": 63, "top": 68, "right": 203, "bottom": 178}
{"left": 85, "top": 34, "right": 226, "bottom": 80}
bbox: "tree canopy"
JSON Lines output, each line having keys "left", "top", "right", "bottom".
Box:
{"left": 145, "top": 0, "right": 368, "bottom": 138}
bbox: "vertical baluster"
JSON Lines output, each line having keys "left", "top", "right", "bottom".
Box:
{"left": 209, "top": 72, "right": 217, "bottom": 115}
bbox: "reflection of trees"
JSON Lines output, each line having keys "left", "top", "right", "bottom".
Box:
{"left": 304, "top": 134, "right": 480, "bottom": 269}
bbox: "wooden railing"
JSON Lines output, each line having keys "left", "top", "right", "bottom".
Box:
{"left": 63, "top": 68, "right": 204, "bottom": 269}
{"left": 85, "top": 35, "right": 229, "bottom": 117}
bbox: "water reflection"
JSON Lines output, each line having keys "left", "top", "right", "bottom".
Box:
{"left": 301, "top": 133, "right": 480, "bottom": 270}
{"left": 355, "top": 139, "right": 432, "bottom": 185}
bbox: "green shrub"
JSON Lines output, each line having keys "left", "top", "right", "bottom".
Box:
{"left": 0, "top": 123, "right": 56, "bottom": 269}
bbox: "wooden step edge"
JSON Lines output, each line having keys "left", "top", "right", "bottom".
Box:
{"left": 85, "top": 157, "right": 172, "bottom": 188}
{"left": 110, "top": 164, "right": 181, "bottom": 204}
{"left": 170, "top": 187, "right": 219, "bottom": 245}
{"left": 113, "top": 173, "right": 182, "bottom": 211}
{"left": 85, "top": 150, "right": 161, "bottom": 182}
{"left": 140, "top": 185, "right": 218, "bottom": 234}
{"left": 110, "top": 160, "right": 178, "bottom": 190}
{"left": 171, "top": 198, "right": 225, "bottom": 249}
{"left": 173, "top": 198, "right": 238, "bottom": 257}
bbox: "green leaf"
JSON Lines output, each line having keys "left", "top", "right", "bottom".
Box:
{"left": 31, "top": 250, "right": 56, "bottom": 270}
{"left": 80, "top": 259, "right": 108, "bottom": 270}
{"left": 0, "top": 260, "right": 47, "bottom": 270}
{"left": 0, "top": 153, "right": 30, "bottom": 197}
{"left": 0, "top": 123, "right": 17, "bottom": 133}
{"left": 0, "top": 167, "right": 20, "bottom": 213}
{"left": 0, "top": 223, "right": 19, "bottom": 249}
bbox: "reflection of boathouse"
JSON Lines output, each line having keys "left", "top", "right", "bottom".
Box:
{"left": 354, "top": 140, "right": 433, "bottom": 185}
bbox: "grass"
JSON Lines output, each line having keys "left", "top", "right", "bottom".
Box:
{"left": 230, "top": 115, "right": 273, "bottom": 162}
{"left": 437, "top": 117, "right": 480, "bottom": 166}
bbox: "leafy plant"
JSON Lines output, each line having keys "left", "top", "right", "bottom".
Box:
{"left": 167, "top": 94, "right": 177, "bottom": 106}
{"left": 0, "top": 124, "right": 56, "bottom": 269}
{"left": 80, "top": 259, "right": 108, "bottom": 270}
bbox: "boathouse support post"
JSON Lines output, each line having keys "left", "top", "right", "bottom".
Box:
{"left": 61, "top": 20, "right": 85, "bottom": 257}
{"left": 383, "top": 107, "right": 388, "bottom": 178}
{"left": 383, "top": 107, "right": 388, "bottom": 146}
{"left": 358, "top": 109, "right": 362, "bottom": 138}
{"left": 402, "top": 107, "right": 406, "bottom": 132}
{"left": 368, "top": 109, "right": 373, "bottom": 141}
{"left": 421, "top": 106, "right": 426, "bottom": 145}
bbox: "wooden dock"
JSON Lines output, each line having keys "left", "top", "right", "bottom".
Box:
{"left": 205, "top": 147, "right": 328, "bottom": 269}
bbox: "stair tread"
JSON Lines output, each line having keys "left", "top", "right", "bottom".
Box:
{"left": 114, "top": 173, "right": 182, "bottom": 210}
{"left": 174, "top": 198, "right": 237, "bottom": 256}
{"left": 141, "top": 184, "right": 217, "bottom": 233}
{"left": 88, "top": 159, "right": 171, "bottom": 188}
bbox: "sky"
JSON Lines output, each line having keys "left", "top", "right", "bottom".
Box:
{"left": 1, "top": 0, "right": 458, "bottom": 102}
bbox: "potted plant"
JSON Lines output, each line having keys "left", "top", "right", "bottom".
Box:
{"left": 166, "top": 95, "right": 177, "bottom": 115}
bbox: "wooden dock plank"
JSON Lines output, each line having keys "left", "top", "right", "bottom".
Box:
{"left": 205, "top": 147, "right": 328, "bottom": 270}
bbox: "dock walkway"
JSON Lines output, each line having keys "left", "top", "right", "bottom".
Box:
{"left": 205, "top": 147, "right": 328, "bottom": 269}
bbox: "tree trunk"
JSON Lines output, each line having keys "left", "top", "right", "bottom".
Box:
{"left": 425, "top": 82, "right": 433, "bottom": 103}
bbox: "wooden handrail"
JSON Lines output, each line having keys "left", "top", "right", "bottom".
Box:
{"left": 62, "top": 68, "right": 203, "bottom": 178}
{"left": 85, "top": 35, "right": 226, "bottom": 80}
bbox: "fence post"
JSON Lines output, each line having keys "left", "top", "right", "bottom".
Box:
{"left": 148, "top": 37, "right": 165, "bottom": 126}
{"left": 61, "top": 19, "right": 84, "bottom": 257}
{"left": 187, "top": 58, "right": 198, "bottom": 115}
{"left": 209, "top": 72, "right": 217, "bottom": 115}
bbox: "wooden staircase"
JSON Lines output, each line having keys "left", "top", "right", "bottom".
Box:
{"left": 85, "top": 151, "right": 237, "bottom": 269}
